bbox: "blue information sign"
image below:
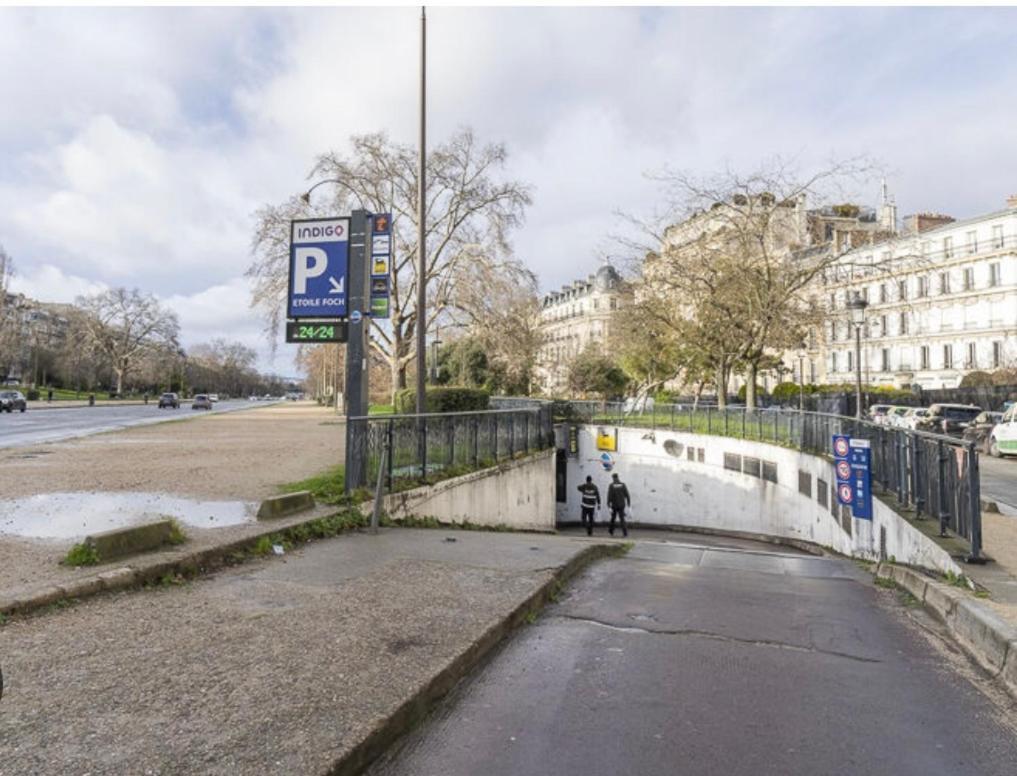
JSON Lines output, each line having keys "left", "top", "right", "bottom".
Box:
{"left": 288, "top": 218, "right": 350, "bottom": 319}
{"left": 848, "top": 439, "right": 873, "bottom": 520}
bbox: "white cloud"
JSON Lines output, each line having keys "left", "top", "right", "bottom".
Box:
{"left": 2, "top": 6, "right": 1017, "bottom": 380}
{"left": 7, "top": 264, "right": 107, "bottom": 303}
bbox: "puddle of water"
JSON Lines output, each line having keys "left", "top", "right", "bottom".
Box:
{"left": 0, "top": 492, "right": 257, "bottom": 540}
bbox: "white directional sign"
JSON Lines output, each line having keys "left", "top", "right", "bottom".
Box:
{"left": 288, "top": 218, "right": 350, "bottom": 319}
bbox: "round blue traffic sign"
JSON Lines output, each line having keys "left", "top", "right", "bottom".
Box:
{"left": 350, "top": 310, "right": 363, "bottom": 324}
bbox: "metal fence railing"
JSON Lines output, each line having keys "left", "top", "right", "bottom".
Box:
{"left": 553, "top": 400, "right": 984, "bottom": 562}
{"left": 345, "top": 405, "right": 555, "bottom": 493}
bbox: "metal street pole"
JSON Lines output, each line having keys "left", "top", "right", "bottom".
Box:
{"left": 854, "top": 325, "right": 863, "bottom": 419}
{"left": 415, "top": 5, "right": 427, "bottom": 414}
{"left": 798, "top": 354, "right": 805, "bottom": 412}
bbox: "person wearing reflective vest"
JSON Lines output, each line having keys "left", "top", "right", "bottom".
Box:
{"left": 576, "top": 475, "right": 601, "bottom": 536}
{"left": 606, "top": 473, "right": 631, "bottom": 537}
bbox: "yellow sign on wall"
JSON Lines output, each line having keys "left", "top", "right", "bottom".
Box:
{"left": 596, "top": 427, "right": 618, "bottom": 452}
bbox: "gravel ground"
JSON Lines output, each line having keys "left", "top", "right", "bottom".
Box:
{"left": 0, "top": 403, "right": 344, "bottom": 595}
{"left": 0, "top": 530, "right": 592, "bottom": 775}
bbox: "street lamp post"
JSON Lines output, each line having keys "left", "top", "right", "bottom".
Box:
{"left": 797, "top": 342, "right": 807, "bottom": 412}
{"left": 430, "top": 337, "right": 442, "bottom": 383}
{"left": 848, "top": 292, "right": 869, "bottom": 419}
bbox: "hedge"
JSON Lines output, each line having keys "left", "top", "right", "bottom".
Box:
{"left": 394, "top": 387, "right": 491, "bottom": 414}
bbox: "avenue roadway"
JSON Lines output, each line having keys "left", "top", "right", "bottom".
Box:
{"left": 371, "top": 533, "right": 1017, "bottom": 776}
{"left": 0, "top": 400, "right": 268, "bottom": 448}
{"left": 979, "top": 454, "right": 1017, "bottom": 510}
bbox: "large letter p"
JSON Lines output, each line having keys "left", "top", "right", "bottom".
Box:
{"left": 294, "top": 247, "right": 328, "bottom": 294}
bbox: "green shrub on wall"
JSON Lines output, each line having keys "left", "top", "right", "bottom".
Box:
{"left": 394, "top": 387, "right": 490, "bottom": 414}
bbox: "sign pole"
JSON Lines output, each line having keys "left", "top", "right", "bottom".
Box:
{"left": 345, "top": 209, "right": 371, "bottom": 491}
{"left": 415, "top": 5, "right": 427, "bottom": 414}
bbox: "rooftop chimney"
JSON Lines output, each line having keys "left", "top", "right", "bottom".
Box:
{"left": 902, "top": 212, "right": 955, "bottom": 234}
{"left": 1007, "top": 194, "right": 1017, "bottom": 209}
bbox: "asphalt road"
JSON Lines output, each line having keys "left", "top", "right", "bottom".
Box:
{"left": 979, "top": 453, "right": 1017, "bottom": 510}
{"left": 370, "top": 535, "right": 1017, "bottom": 776}
{"left": 0, "top": 400, "right": 269, "bottom": 448}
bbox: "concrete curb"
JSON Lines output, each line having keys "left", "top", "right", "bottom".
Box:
{"left": 875, "top": 562, "right": 1017, "bottom": 699}
{"left": 325, "top": 541, "right": 624, "bottom": 776}
{"left": 257, "top": 490, "right": 315, "bottom": 519}
{"left": 0, "top": 507, "right": 351, "bottom": 620}
{"left": 86, "top": 519, "right": 178, "bottom": 562}
{"left": 557, "top": 520, "right": 827, "bottom": 557}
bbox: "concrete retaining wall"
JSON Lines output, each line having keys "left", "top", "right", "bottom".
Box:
{"left": 560, "top": 425, "right": 962, "bottom": 575}
{"left": 382, "top": 449, "right": 556, "bottom": 531}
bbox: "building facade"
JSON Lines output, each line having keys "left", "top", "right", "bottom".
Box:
{"left": 535, "top": 263, "right": 627, "bottom": 395}
{"left": 807, "top": 196, "right": 1017, "bottom": 390}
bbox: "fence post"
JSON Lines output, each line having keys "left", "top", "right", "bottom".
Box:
{"left": 967, "top": 443, "right": 984, "bottom": 563}
{"left": 473, "top": 415, "right": 480, "bottom": 467}
{"left": 670, "top": 403, "right": 675, "bottom": 431}
{"left": 937, "top": 440, "right": 949, "bottom": 537}
{"left": 741, "top": 408, "right": 746, "bottom": 439}
{"left": 420, "top": 416, "right": 428, "bottom": 480}
{"left": 494, "top": 414, "right": 499, "bottom": 461}
{"left": 524, "top": 413, "right": 530, "bottom": 453}
{"left": 724, "top": 408, "right": 729, "bottom": 436}
{"left": 911, "top": 435, "right": 924, "bottom": 519}
{"left": 386, "top": 418, "right": 394, "bottom": 492}
{"left": 509, "top": 413, "right": 516, "bottom": 457}
{"left": 707, "top": 407, "right": 712, "bottom": 434}
{"left": 448, "top": 416, "right": 455, "bottom": 468}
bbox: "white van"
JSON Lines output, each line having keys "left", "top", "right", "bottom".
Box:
{"left": 989, "top": 404, "right": 1017, "bottom": 457}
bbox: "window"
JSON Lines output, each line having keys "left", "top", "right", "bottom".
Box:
{"left": 966, "top": 230, "right": 978, "bottom": 254}
{"left": 861, "top": 287, "right": 869, "bottom": 303}
{"left": 847, "top": 350, "right": 854, "bottom": 372}
{"left": 989, "top": 263, "right": 1001, "bottom": 287}
{"left": 943, "top": 344, "right": 953, "bottom": 369}
{"left": 943, "top": 236, "right": 954, "bottom": 259}
{"left": 809, "top": 359, "right": 816, "bottom": 383}
{"left": 879, "top": 283, "right": 888, "bottom": 303}
{"left": 940, "top": 272, "right": 951, "bottom": 295}
{"left": 967, "top": 342, "right": 977, "bottom": 369}
{"left": 917, "top": 276, "right": 929, "bottom": 298}
{"left": 993, "top": 341, "right": 1002, "bottom": 368}
{"left": 609, "top": 298, "right": 617, "bottom": 311}
{"left": 992, "top": 224, "right": 1005, "bottom": 250}
{"left": 832, "top": 352, "right": 839, "bottom": 373}
{"left": 593, "top": 299, "right": 599, "bottom": 310}
{"left": 829, "top": 293, "right": 836, "bottom": 309}
{"left": 881, "top": 348, "right": 890, "bottom": 372}
{"left": 920, "top": 346, "right": 930, "bottom": 370}
{"left": 920, "top": 241, "right": 930, "bottom": 257}
{"left": 828, "top": 321, "right": 836, "bottom": 342}
{"left": 899, "top": 312, "right": 908, "bottom": 335}
{"left": 896, "top": 280, "right": 906, "bottom": 301}
{"left": 879, "top": 314, "right": 887, "bottom": 337}
{"left": 963, "top": 267, "right": 974, "bottom": 291}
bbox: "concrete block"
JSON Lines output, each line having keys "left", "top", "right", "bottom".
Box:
{"left": 946, "top": 599, "right": 1016, "bottom": 674}
{"left": 257, "top": 491, "right": 315, "bottom": 520}
{"left": 86, "top": 520, "right": 178, "bottom": 563}
{"left": 97, "top": 567, "right": 137, "bottom": 588}
{"left": 922, "top": 581, "right": 959, "bottom": 622}
{"left": 1002, "top": 641, "right": 1017, "bottom": 698}
{"left": 888, "top": 566, "right": 928, "bottom": 602}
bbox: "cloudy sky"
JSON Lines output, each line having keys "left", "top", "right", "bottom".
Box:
{"left": 2, "top": 5, "right": 1016, "bottom": 375}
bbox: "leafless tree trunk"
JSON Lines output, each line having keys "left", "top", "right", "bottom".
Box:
{"left": 249, "top": 130, "right": 532, "bottom": 402}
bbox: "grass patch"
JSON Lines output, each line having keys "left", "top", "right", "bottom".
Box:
{"left": 387, "top": 514, "right": 515, "bottom": 532}
{"left": 0, "top": 612, "right": 7, "bottom": 626}
{"left": 369, "top": 404, "right": 395, "bottom": 415}
{"left": 63, "top": 542, "right": 100, "bottom": 567}
{"left": 167, "top": 519, "right": 187, "bottom": 545}
{"left": 874, "top": 576, "right": 896, "bottom": 589}
{"left": 280, "top": 464, "right": 348, "bottom": 504}
{"left": 943, "top": 570, "right": 972, "bottom": 589}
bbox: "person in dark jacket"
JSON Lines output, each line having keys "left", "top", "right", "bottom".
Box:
{"left": 576, "top": 475, "right": 601, "bottom": 536}
{"left": 606, "top": 473, "right": 631, "bottom": 537}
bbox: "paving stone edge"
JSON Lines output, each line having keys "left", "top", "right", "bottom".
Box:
{"left": 875, "top": 562, "right": 1017, "bottom": 700}
{"left": 0, "top": 509, "right": 350, "bottom": 620}
{"left": 325, "top": 541, "right": 624, "bottom": 776}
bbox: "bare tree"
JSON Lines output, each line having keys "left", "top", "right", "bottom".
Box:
{"left": 249, "top": 129, "right": 532, "bottom": 401}
{"left": 76, "top": 288, "right": 179, "bottom": 396}
{"left": 629, "top": 158, "right": 907, "bottom": 409}
{"left": 0, "top": 246, "right": 18, "bottom": 379}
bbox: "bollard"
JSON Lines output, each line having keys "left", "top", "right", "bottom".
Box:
{"left": 88, "top": 394, "right": 95, "bottom": 407}
{"left": 911, "top": 435, "right": 924, "bottom": 519}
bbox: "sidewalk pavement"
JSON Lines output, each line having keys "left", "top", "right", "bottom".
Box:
{"left": 0, "top": 529, "right": 618, "bottom": 775}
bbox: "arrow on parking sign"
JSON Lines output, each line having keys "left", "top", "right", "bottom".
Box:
{"left": 329, "top": 276, "right": 344, "bottom": 294}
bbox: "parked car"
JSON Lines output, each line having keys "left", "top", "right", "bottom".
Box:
{"left": 900, "top": 407, "right": 930, "bottom": 430}
{"left": 962, "top": 411, "right": 1003, "bottom": 452}
{"left": 158, "top": 392, "right": 179, "bottom": 409}
{"left": 988, "top": 404, "right": 1017, "bottom": 457}
{"left": 192, "top": 394, "right": 213, "bottom": 410}
{"left": 209, "top": 393, "right": 220, "bottom": 403}
{"left": 917, "top": 403, "right": 983, "bottom": 435}
{"left": 0, "top": 390, "right": 27, "bottom": 413}
{"left": 885, "top": 406, "right": 912, "bottom": 427}
{"left": 868, "top": 404, "right": 893, "bottom": 424}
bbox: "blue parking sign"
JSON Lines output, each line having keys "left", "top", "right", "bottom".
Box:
{"left": 288, "top": 218, "right": 350, "bottom": 319}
